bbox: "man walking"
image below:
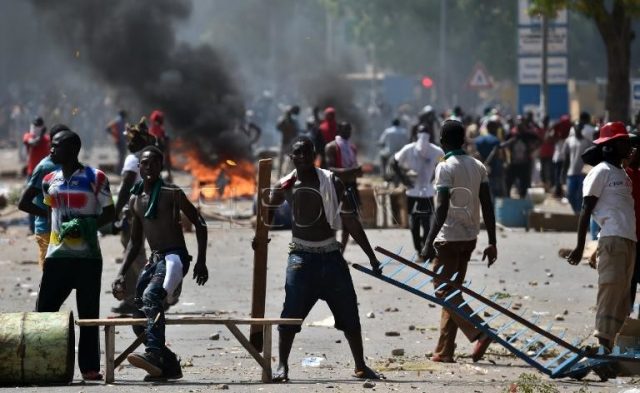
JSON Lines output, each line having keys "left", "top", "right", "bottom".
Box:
{"left": 265, "top": 136, "right": 382, "bottom": 382}
{"left": 391, "top": 124, "right": 444, "bottom": 255}
{"left": 325, "top": 122, "right": 362, "bottom": 252}
{"left": 421, "top": 120, "right": 497, "bottom": 363}
{"left": 37, "top": 129, "right": 115, "bottom": 380}
{"left": 378, "top": 118, "right": 408, "bottom": 183}
{"left": 276, "top": 105, "right": 301, "bottom": 177}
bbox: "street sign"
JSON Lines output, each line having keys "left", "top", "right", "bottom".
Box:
{"left": 518, "top": 57, "right": 568, "bottom": 85}
{"left": 518, "top": 26, "right": 568, "bottom": 55}
{"left": 518, "top": 0, "right": 567, "bottom": 25}
{"left": 467, "top": 63, "right": 493, "bottom": 89}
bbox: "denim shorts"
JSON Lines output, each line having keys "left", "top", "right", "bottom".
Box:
{"left": 279, "top": 250, "right": 361, "bottom": 333}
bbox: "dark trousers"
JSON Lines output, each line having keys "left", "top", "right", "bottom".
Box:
{"left": 506, "top": 162, "right": 532, "bottom": 199}
{"left": 553, "top": 161, "right": 565, "bottom": 197}
{"left": 407, "top": 196, "right": 434, "bottom": 253}
{"left": 540, "top": 157, "right": 554, "bottom": 187}
{"left": 36, "top": 257, "right": 102, "bottom": 373}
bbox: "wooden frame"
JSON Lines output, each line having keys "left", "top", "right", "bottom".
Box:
{"left": 76, "top": 316, "right": 301, "bottom": 384}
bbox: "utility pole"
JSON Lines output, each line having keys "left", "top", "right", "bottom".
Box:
{"left": 540, "top": 13, "right": 549, "bottom": 119}
{"left": 439, "top": 0, "right": 447, "bottom": 108}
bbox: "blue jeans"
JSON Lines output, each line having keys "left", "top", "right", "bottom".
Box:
{"left": 279, "top": 249, "right": 361, "bottom": 334}
{"left": 135, "top": 249, "right": 190, "bottom": 354}
{"left": 567, "top": 174, "right": 585, "bottom": 214}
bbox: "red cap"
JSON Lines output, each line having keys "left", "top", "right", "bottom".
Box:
{"left": 593, "top": 121, "right": 628, "bottom": 144}
{"left": 324, "top": 107, "right": 335, "bottom": 115}
{"left": 150, "top": 110, "right": 164, "bottom": 123}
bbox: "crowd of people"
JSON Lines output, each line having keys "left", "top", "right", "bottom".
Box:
{"left": 10, "top": 97, "right": 640, "bottom": 384}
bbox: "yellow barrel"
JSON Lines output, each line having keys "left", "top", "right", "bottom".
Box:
{"left": 0, "top": 311, "right": 74, "bottom": 385}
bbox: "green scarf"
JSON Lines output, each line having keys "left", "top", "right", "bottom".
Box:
{"left": 443, "top": 149, "right": 467, "bottom": 160}
{"left": 58, "top": 217, "right": 98, "bottom": 252}
{"left": 130, "top": 179, "right": 164, "bottom": 219}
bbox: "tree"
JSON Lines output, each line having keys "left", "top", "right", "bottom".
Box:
{"left": 531, "top": 0, "right": 640, "bottom": 122}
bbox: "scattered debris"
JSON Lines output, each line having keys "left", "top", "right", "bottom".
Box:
{"left": 301, "top": 357, "right": 326, "bottom": 367}
{"left": 308, "top": 316, "right": 335, "bottom": 327}
{"left": 366, "top": 312, "right": 375, "bottom": 319}
{"left": 209, "top": 333, "right": 220, "bottom": 340}
{"left": 408, "top": 325, "right": 416, "bottom": 331}
{"left": 554, "top": 314, "right": 565, "bottom": 321}
{"left": 385, "top": 307, "right": 400, "bottom": 312}
{"left": 362, "top": 380, "right": 376, "bottom": 388}
{"left": 391, "top": 348, "right": 405, "bottom": 356}
{"left": 385, "top": 331, "right": 400, "bottom": 337}
{"left": 362, "top": 285, "right": 373, "bottom": 290}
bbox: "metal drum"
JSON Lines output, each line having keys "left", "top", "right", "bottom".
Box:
{"left": 0, "top": 311, "right": 74, "bottom": 385}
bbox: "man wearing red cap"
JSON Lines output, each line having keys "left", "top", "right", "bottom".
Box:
{"left": 319, "top": 107, "right": 337, "bottom": 145}
{"left": 149, "top": 110, "right": 173, "bottom": 181}
{"left": 567, "top": 121, "right": 636, "bottom": 351}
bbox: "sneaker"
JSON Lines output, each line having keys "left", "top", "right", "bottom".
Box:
{"left": 472, "top": 334, "right": 493, "bottom": 362}
{"left": 128, "top": 352, "right": 163, "bottom": 377}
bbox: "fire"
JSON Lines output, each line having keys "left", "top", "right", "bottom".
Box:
{"left": 173, "top": 141, "right": 256, "bottom": 201}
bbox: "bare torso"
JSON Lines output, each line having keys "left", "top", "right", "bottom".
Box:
{"left": 132, "top": 185, "right": 187, "bottom": 252}
{"left": 285, "top": 173, "right": 340, "bottom": 241}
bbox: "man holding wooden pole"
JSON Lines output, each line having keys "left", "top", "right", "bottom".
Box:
{"left": 259, "top": 136, "right": 383, "bottom": 382}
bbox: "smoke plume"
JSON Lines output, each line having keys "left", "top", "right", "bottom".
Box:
{"left": 31, "top": 0, "right": 248, "bottom": 162}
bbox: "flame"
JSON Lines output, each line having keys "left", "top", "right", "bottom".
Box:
{"left": 173, "top": 141, "right": 256, "bottom": 201}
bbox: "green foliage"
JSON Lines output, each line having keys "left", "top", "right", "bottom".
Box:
{"left": 505, "top": 373, "right": 559, "bottom": 393}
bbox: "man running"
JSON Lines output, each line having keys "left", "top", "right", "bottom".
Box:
{"left": 264, "top": 136, "right": 382, "bottom": 382}
{"left": 111, "top": 146, "right": 209, "bottom": 381}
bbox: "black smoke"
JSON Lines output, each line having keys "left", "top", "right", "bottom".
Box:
{"left": 31, "top": 0, "right": 248, "bottom": 162}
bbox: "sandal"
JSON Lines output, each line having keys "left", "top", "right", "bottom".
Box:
{"left": 81, "top": 370, "right": 103, "bottom": 381}
{"left": 354, "top": 366, "right": 385, "bottom": 380}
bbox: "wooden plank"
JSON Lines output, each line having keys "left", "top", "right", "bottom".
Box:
{"left": 250, "top": 158, "right": 272, "bottom": 352}
{"left": 224, "top": 322, "right": 268, "bottom": 370}
{"left": 77, "top": 317, "right": 302, "bottom": 327}
{"left": 104, "top": 326, "right": 115, "bottom": 384}
{"left": 261, "top": 324, "right": 272, "bottom": 382}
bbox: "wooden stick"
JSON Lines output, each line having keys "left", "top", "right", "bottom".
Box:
{"left": 261, "top": 324, "right": 272, "bottom": 382}
{"left": 77, "top": 317, "right": 301, "bottom": 327}
{"left": 250, "top": 159, "right": 272, "bottom": 351}
{"left": 104, "top": 326, "right": 115, "bottom": 384}
{"left": 225, "top": 322, "right": 268, "bottom": 370}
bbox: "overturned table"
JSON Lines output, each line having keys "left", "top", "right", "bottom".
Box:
{"left": 76, "top": 316, "right": 302, "bottom": 383}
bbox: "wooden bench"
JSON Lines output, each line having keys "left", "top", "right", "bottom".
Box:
{"left": 76, "top": 316, "right": 302, "bottom": 384}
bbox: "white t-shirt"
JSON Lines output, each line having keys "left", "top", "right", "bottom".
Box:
{"left": 394, "top": 141, "right": 444, "bottom": 198}
{"left": 583, "top": 161, "right": 636, "bottom": 241}
{"left": 434, "top": 154, "right": 488, "bottom": 242}
{"left": 562, "top": 135, "right": 592, "bottom": 176}
{"left": 121, "top": 153, "right": 142, "bottom": 183}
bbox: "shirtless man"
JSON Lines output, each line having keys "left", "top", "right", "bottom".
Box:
{"left": 111, "top": 146, "right": 208, "bottom": 381}
{"left": 264, "top": 136, "right": 382, "bottom": 382}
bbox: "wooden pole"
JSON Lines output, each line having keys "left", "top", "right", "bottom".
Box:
{"left": 250, "top": 159, "right": 272, "bottom": 351}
